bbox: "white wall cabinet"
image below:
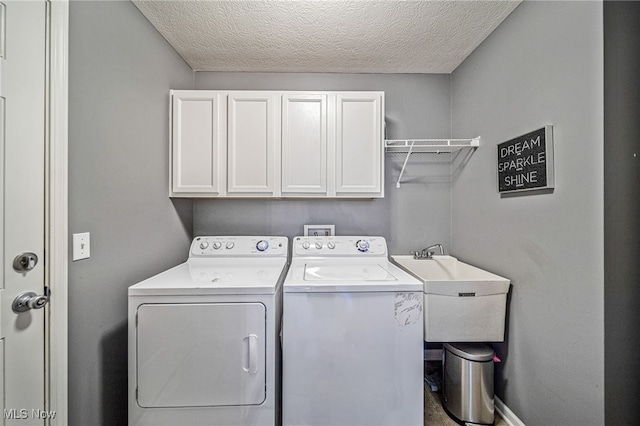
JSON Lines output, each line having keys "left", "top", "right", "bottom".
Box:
{"left": 171, "top": 91, "right": 226, "bottom": 195}
{"left": 170, "top": 90, "right": 384, "bottom": 198}
{"left": 336, "top": 93, "right": 383, "bottom": 195}
{"left": 281, "top": 93, "right": 328, "bottom": 195}
{"left": 227, "top": 93, "right": 280, "bottom": 196}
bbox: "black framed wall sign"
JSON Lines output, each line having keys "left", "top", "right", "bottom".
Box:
{"left": 497, "top": 125, "right": 554, "bottom": 194}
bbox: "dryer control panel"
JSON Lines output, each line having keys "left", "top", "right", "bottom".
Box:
{"left": 190, "top": 236, "right": 288, "bottom": 258}
{"left": 293, "top": 236, "right": 387, "bottom": 257}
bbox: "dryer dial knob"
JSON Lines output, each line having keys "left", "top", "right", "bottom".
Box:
{"left": 356, "top": 239, "right": 370, "bottom": 252}
{"left": 315, "top": 242, "right": 323, "bottom": 249}
{"left": 302, "top": 241, "right": 310, "bottom": 249}
{"left": 256, "top": 240, "right": 269, "bottom": 252}
{"left": 226, "top": 242, "right": 235, "bottom": 249}
{"left": 212, "top": 242, "right": 222, "bottom": 249}
{"left": 327, "top": 242, "right": 336, "bottom": 249}
{"left": 199, "top": 241, "right": 209, "bottom": 250}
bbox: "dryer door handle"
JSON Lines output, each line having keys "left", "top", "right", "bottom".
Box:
{"left": 243, "top": 334, "right": 259, "bottom": 375}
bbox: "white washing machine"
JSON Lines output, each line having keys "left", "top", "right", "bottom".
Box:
{"left": 128, "top": 236, "right": 288, "bottom": 426}
{"left": 282, "top": 236, "right": 424, "bottom": 426}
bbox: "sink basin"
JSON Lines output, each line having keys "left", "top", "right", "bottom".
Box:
{"left": 390, "top": 255, "right": 510, "bottom": 342}
{"left": 389, "top": 255, "right": 509, "bottom": 296}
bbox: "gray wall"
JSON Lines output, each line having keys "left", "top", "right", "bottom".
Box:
{"left": 193, "top": 73, "right": 452, "bottom": 254}
{"left": 68, "top": 2, "right": 194, "bottom": 425}
{"left": 451, "top": 2, "right": 604, "bottom": 425}
{"left": 604, "top": 2, "right": 640, "bottom": 424}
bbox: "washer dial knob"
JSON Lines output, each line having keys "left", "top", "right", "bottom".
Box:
{"left": 302, "top": 241, "right": 310, "bottom": 250}
{"left": 226, "top": 242, "right": 235, "bottom": 249}
{"left": 199, "top": 241, "right": 209, "bottom": 250}
{"left": 356, "top": 239, "right": 370, "bottom": 252}
{"left": 315, "top": 242, "right": 323, "bottom": 249}
{"left": 327, "top": 242, "right": 336, "bottom": 250}
{"left": 212, "top": 241, "right": 222, "bottom": 250}
{"left": 256, "top": 240, "right": 269, "bottom": 252}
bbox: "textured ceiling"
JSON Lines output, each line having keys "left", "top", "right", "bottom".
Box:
{"left": 132, "top": 0, "right": 521, "bottom": 74}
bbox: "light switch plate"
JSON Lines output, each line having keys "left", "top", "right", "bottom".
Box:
{"left": 73, "top": 232, "right": 90, "bottom": 261}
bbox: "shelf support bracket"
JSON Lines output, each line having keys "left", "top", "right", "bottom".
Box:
{"left": 396, "top": 141, "right": 415, "bottom": 188}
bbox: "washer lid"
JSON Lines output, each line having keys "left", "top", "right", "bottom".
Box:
{"left": 285, "top": 260, "right": 422, "bottom": 292}
{"left": 444, "top": 343, "right": 495, "bottom": 362}
{"left": 304, "top": 264, "right": 397, "bottom": 281}
{"left": 128, "top": 258, "right": 288, "bottom": 296}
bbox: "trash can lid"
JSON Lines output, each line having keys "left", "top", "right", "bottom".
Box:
{"left": 444, "top": 343, "right": 494, "bottom": 362}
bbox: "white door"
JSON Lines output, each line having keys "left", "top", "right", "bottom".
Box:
{"left": 227, "top": 93, "right": 280, "bottom": 195}
{"left": 0, "top": 1, "right": 49, "bottom": 424}
{"left": 281, "top": 94, "right": 328, "bottom": 194}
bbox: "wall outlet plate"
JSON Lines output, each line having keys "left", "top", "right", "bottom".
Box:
{"left": 303, "top": 225, "right": 335, "bottom": 237}
{"left": 73, "top": 232, "right": 90, "bottom": 261}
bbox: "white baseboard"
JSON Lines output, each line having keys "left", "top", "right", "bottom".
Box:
{"left": 495, "top": 396, "right": 526, "bottom": 426}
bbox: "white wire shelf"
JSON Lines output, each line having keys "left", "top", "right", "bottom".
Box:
{"left": 384, "top": 137, "right": 480, "bottom": 153}
{"left": 384, "top": 137, "right": 480, "bottom": 188}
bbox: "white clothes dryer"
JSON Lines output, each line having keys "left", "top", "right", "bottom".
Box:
{"left": 282, "top": 236, "right": 424, "bottom": 426}
{"left": 128, "top": 236, "right": 288, "bottom": 426}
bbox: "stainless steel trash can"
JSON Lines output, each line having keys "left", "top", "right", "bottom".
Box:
{"left": 443, "top": 343, "right": 495, "bottom": 425}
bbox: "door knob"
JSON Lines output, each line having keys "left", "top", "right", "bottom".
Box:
{"left": 12, "top": 287, "right": 51, "bottom": 313}
{"left": 13, "top": 252, "right": 38, "bottom": 272}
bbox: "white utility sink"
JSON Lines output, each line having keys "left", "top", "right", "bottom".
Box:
{"left": 390, "top": 255, "right": 509, "bottom": 295}
{"left": 390, "top": 255, "right": 510, "bottom": 342}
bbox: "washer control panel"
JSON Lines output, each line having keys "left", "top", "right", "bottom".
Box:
{"left": 293, "top": 236, "right": 387, "bottom": 257}
{"left": 190, "top": 236, "right": 288, "bottom": 257}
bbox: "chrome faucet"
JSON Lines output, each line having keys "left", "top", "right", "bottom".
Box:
{"left": 413, "top": 243, "right": 445, "bottom": 260}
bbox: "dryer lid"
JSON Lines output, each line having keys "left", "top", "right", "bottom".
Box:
{"left": 128, "top": 258, "right": 288, "bottom": 296}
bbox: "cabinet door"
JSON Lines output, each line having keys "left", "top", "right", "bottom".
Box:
{"left": 227, "top": 93, "right": 279, "bottom": 195}
{"left": 281, "top": 94, "right": 327, "bottom": 194}
{"left": 171, "top": 91, "right": 225, "bottom": 196}
{"left": 335, "top": 92, "right": 383, "bottom": 196}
